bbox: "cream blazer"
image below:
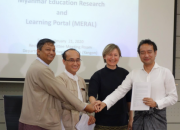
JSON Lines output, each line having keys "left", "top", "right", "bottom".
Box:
{"left": 56, "top": 72, "right": 88, "bottom": 130}
{"left": 19, "top": 60, "right": 86, "bottom": 130}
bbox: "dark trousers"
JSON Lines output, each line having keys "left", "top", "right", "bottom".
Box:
{"left": 19, "top": 122, "right": 47, "bottom": 130}
{"left": 133, "top": 108, "right": 167, "bottom": 130}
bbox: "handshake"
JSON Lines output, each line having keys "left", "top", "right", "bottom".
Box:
{"left": 84, "top": 100, "right": 107, "bottom": 113}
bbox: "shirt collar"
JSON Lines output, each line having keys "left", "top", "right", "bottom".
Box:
{"left": 142, "top": 62, "right": 159, "bottom": 70}
{"left": 64, "top": 69, "right": 78, "bottom": 81}
{"left": 153, "top": 62, "right": 159, "bottom": 69}
{"left": 36, "top": 57, "right": 49, "bottom": 67}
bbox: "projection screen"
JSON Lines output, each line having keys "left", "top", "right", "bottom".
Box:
{"left": 0, "top": 0, "right": 175, "bottom": 80}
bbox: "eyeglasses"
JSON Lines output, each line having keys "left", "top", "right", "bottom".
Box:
{"left": 66, "top": 59, "right": 81, "bottom": 63}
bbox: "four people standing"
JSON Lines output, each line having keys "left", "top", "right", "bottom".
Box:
{"left": 19, "top": 38, "right": 178, "bottom": 130}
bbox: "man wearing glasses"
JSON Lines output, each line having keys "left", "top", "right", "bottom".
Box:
{"left": 56, "top": 49, "right": 96, "bottom": 130}
{"left": 19, "top": 40, "right": 96, "bottom": 130}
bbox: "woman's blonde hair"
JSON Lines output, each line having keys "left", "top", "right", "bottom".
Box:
{"left": 102, "top": 44, "right": 121, "bottom": 63}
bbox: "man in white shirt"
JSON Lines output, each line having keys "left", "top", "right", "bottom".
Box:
{"left": 95, "top": 39, "right": 178, "bottom": 130}
{"left": 56, "top": 49, "right": 96, "bottom": 130}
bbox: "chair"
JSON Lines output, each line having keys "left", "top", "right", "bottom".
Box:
{"left": 3, "top": 95, "right": 22, "bottom": 130}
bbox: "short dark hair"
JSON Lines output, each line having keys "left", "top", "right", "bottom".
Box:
{"left": 62, "top": 48, "right": 80, "bottom": 60}
{"left": 137, "top": 39, "right": 157, "bottom": 54}
{"left": 37, "top": 38, "right": 55, "bottom": 50}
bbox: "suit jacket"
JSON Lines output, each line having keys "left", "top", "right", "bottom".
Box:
{"left": 56, "top": 72, "right": 88, "bottom": 130}
{"left": 19, "top": 60, "right": 86, "bottom": 130}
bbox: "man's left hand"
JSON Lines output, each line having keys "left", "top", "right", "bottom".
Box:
{"left": 143, "top": 98, "right": 156, "bottom": 108}
{"left": 88, "top": 115, "right": 96, "bottom": 125}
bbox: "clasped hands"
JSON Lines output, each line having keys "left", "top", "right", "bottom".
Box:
{"left": 85, "top": 100, "right": 106, "bottom": 113}
{"left": 89, "top": 97, "right": 156, "bottom": 113}
{"left": 92, "top": 100, "right": 106, "bottom": 113}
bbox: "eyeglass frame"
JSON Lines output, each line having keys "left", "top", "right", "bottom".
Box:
{"left": 65, "top": 58, "right": 82, "bottom": 63}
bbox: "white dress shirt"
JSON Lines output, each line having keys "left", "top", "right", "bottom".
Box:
{"left": 103, "top": 63, "right": 178, "bottom": 110}
{"left": 36, "top": 57, "right": 49, "bottom": 67}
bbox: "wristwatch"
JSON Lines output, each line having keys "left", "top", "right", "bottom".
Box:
{"left": 155, "top": 102, "right": 158, "bottom": 109}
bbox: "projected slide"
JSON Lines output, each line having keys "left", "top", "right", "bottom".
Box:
{"left": 0, "top": 0, "right": 139, "bottom": 57}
